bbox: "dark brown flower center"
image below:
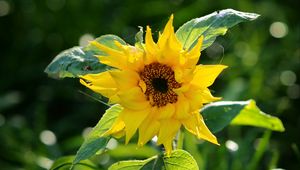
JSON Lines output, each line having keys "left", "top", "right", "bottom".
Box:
{"left": 151, "top": 78, "right": 168, "bottom": 93}
{"left": 139, "top": 62, "right": 181, "bottom": 107}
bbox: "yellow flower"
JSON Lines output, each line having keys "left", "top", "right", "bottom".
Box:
{"left": 80, "top": 15, "right": 227, "bottom": 154}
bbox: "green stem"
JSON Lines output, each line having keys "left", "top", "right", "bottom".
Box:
{"left": 247, "top": 130, "right": 272, "bottom": 170}
{"left": 176, "top": 128, "right": 184, "bottom": 150}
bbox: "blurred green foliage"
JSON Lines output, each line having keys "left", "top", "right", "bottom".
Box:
{"left": 0, "top": 0, "right": 299, "bottom": 169}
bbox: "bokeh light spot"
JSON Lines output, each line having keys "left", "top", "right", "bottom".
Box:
{"left": 0, "top": 0, "right": 10, "bottom": 17}
{"left": 79, "top": 34, "right": 94, "bottom": 47}
{"left": 107, "top": 138, "right": 118, "bottom": 150}
{"left": 242, "top": 51, "right": 258, "bottom": 66}
{"left": 36, "top": 156, "right": 53, "bottom": 169}
{"left": 280, "top": 70, "right": 297, "bottom": 86}
{"left": 225, "top": 140, "right": 239, "bottom": 152}
{"left": 99, "top": 154, "right": 110, "bottom": 165}
{"left": 82, "top": 127, "right": 93, "bottom": 138}
{"left": 269, "top": 22, "right": 288, "bottom": 38}
{"left": 40, "top": 130, "right": 57, "bottom": 145}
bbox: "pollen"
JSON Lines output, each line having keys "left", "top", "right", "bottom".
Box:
{"left": 139, "top": 62, "right": 181, "bottom": 107}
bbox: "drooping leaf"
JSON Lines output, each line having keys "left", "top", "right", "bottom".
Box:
{"left": 230, "top": 100, "right": 285, "bottom": 132}
{"left": 201, "top": 100, "right": 284, "bottom": 133}
{"left": 44, "top": 47, "right": 107, "bottom": 79}
{"left": 50, "top": 156, "right": 97, "bottom": 170}
{"left": 73, "top": 104, "right": 123, "bottom": 165}
{"left": 176, "top": 9, "right": 259, "bottom": 50}
{"left": 108, "top": 150, "right": 198, "bottom": 170}
{"left": 45, "top": 35, "right": 125, "bottom": 79}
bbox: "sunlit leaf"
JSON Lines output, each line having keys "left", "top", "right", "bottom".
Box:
{"left": 176, "top": 9, "right": 259, "bottom": 50}
{"left": 50, "top": 156, "right": 97, "bottom": 170}
{"left": 108, "top": 150, "right": 198, "bottom": 170}
{"left": 163, "top": 150, "right": 198, "bottom": 170}
{"left": 44, "top": 35, "right": 125, "bottom": 79}
{"left": 230, "top": 100, "right": 285, "bottom": 132}
{"left": 201, "top": 100, "right": 284, "bottom": 133}
{"left": 44, "top": 47, "right": 106, "bottom": 79}
{"left": 73, "top": 104, "right": 123, "bottom": 165}
{"left": 108, "top": 156, "right": 156, "bottom": 170}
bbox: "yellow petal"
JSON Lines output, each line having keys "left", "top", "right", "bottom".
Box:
{"left": 157, "top": 119, "right": 181, "bottom": 145}
{"left": 158, "top": 15, "right": 174, "bottom": 49}
{"left": 187, "top": 97, "right": 203, "bottom": 113}
{"left": 138, "top": 108, "right": 160, "bottom": 146}
{"left": 183, "top": 86, "right": 203, "bottom": 111}
{"left": 185, "top": 36, "right": 203, "bottom": 68}
{"left": 157, "top": 103, "right": 175, "bottom": 119}
{"left": 162, "top": 140, "right": 173, "bottom": 156}
{"left": 109, "top": 70, "right": 140, "bottom": 90}
{"left": 201, "top": 88, "right": 222, "bottom": 103}
{"left": 138, "top": 79, "right": 147, "bottom": 93}
{"left": 145, "top": 26, "right": 159, "bottom": 58}
{"left": 174, "top": 94, "right": 190, "bottom": 119}
{"left": 117, "top": 42, "right": 145, "bottom": 71}
{"left": 159, "top": 38, "right": 181, "bottom": 66}
{"left": 182, "top": 112, "right": 219, "bottom": 145}
{"left": 122, "top": 108, "right": 150, "bottom": 144}
{"left": 118, "top": 87, "right": 150, "bottom": 110}
{"left": 102, "top": 117, "right": 125, "bottom": 137}
{"left": 156, "top": 15, "right": 183, "bottom": 66}
{"left": 144, "top": 26, "right": 158, "bottom": 65}
{"left": 173, "top": 83, "right": 190, "bottom": 93}
{"left": 191, "top": 65, "right": 228, "bottom": 88}
{"left": 183, "top": 85, "right": 221, "bottom": 111}
{"left": 174, "top": 67, "right": 193, "bottom": 83}
{"left": 80, "top": 71, "right": 117, "bottom": 98}
{"left": 91, "top": 41, "right": 128, "bottom": 69}
{"left": 112, "top": 130, "right": 125, "bottom": 139}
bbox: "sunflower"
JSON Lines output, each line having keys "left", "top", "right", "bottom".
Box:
{"left": 80, "top": 15, "right": 227, "bottom": 154}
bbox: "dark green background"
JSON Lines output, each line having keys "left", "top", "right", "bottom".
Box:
{"left": 0, "top": 0, "right": 299, "bottom": 169}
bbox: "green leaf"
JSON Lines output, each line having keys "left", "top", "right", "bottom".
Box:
{"left": 176, "top": 9, "right": 259, "bottom": 50}
{"left": 230, "top": 100, "right": 285, "bottom": 132}
{"left": 201, "top": 100, "right": 284, "bottom": 133}
{"left": 73, "top": 104, "right": 123, "bottom": 165}
{"left": 109, "top": 150, "right": 198, "bottom": 170}
{"left": 163, "top": 150, "right": 198, "bottom": 170}
{"left": 50, "top": 156, "right": 97, "bottom": 170}
{"left": 44, "top": 47, "right": 107, "bottom": 79}
{"left": 45, "top": 34, "right": 125, "bottom": 79}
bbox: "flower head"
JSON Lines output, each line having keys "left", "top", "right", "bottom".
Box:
{"left": 80, "top": 15, "right": 227, "bottom": 154}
